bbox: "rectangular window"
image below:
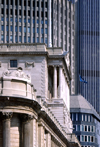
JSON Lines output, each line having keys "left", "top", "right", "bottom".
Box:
{"left": 1, "top": 0, "right": 4, "bottom": 4}
{"left": 6, "top": 17, "right": 9, "bottom": 22}
{"left": 24, "top": 10, "right": 26, "bottom": 16}
{"left": 81, "top": 135, "right": 84, "bottom": 142}
{"left": 1, "top": 17, "right": 4, "bottom": 21}
{"left": 88, "top": 136, "right": 90, "bottom": 142}
{"left": 41, "top": 38, "right": 44, "bottom": 43}
{"left": 15, "top": 18, "right": 17, "bottom": 22}
{"left": 19, "top": 10, "right": 21, "bottom": 15}
{"left": 28, "top": 27, "right": 30, "bottom": 33}
{"left": 45, "top": 2, "right": 47, "bottom": 8}
{"left": 45, "top": 38, "right": 48, "bottom": 44}
{"left": 37, "top": 28, "right": 39, "bottom": 33}
{"left": 85, "top": 126, "right": 87, "bottom": 131}
{"left": 24, "top": 36, "right": 26, "bottom": 42}
{"left": 1, "top": 35, "right": 4, "bottom": 41}
{"left": 28, "top": 0, "right": 30, "bottom": 6}
{"left": 28, "top": 10, "right": 30, "bottom": 16}
{"left": 45, "top": 20, "right": 48, "bottom": 24}
{"left": 10, "top": 17, "right": 13, "bottom": 22}
{"left": 45, "top": 28, "right": 47, "bottom": 34}
{"left": 37, "top": 1, "right": 39, "bottom": 7}
{"left": 6, "top": 0, "right": 9, "bottom": 5}
{"left": 19, "top": 0, "right": 21, "bottom": 5}
{"left": 41, "top": 12, "right": 43, "bottom": 17}
{"left": 19, "top": 26, "right": 22, "bottom": 32}
{"left": 15, "top": 36, "right": 17, "bottom": 42}
{"left": 24, "top": 27, "right": 26, "bottom": 33}
{"left": 6, "top": 25, "right": 8, "bottom": 31}
{"left": 24, "top": 18, "right": 26, "bottom": 23}
{"left": 37, "top": 11, "right": 39, "bottom": 17}
{"left": 33, "top": 37, "right": 35, "bottom": 43}
{"left": 10, "top": 35, "right": 13, "bottom": 41}
{"left": 77, "top": 125, "right": 80, "bottom": 131}
{"left": 28, "top": 19, "right": 30, "bottom": 23}
{"left": 6, "top": 9, "right": 8, "bottom": 15}
{"left": 10, "top": 26, "right": 13, "bottom": 31}
{"left": 28, "top": 37, "right": 30, "bottom": 43}
{"left": 45, "top": 12, "right": 47, "bottom": 18}
{"left": 1, "top": 25, "right": 4, "bottom": 31}
{"left": 33, "top": 1, "right": 35, "bottom": 7}
{"left": 41, "top": 2, "right": 43, "bottom": 7}
{"left": 24, "top": 0, "right": 26, "bottom": 6}
{"left": 41, "top": 28, "right": 44, "bottom": 34}
{"left": 15, "top": 9, "right": 17, "bottom": 15}
{"left": 81, "top": 125, "right": 84, "bottom": 131}
{"left": 41, "top": 20, "right": 43, "bottom": 24}
{"left": 15, "top": 0, "right": 17, "bottom": 5}
{"left": 10, "top": 60, "right": 17, "bottom": 67}
{"left": 37, "top": 19, "right": 39, "bottom": 24}
{"left": 88, "top": 126, "right": 90, "bottom": 132}
{"left": 85, "top": 136, "right": 87, "bottom": 142}
{"left": 37, "top": 37, "right": 39, "bottom": 43}
{"left": 6, "top": 35, "right": 8, "bottom": 42}
{"left": 19, "top": 36, "right": 21, "bottom": 42}
{"left": 33, "top": 19, "right": 35, "bottom": 23}
{"left": 33, "top": 11, "right": 35, "bottom": 17}
{"left": 10, "top": 0, "right": 13, "bottom": 5}
{"left": 1, "top": 8, "right": 4, "bottom": 14}
{"left": 33, "top": 28, "right": 35, "bottom": 33}
{"left": 19, "top": 18, "right": 21, "bottom": 23}
{"left": 10, "top": 9, "right": 13, "bottom": 15}
{"left": 15, "top": 26, "right": 17, "bottom": 32}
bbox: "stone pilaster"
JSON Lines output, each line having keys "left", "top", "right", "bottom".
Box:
{"left": 2, "top": 112, "right": 13, "bottom": 147}
{"left": 59, "top": 66, "right": 62, "bottom": 98}
{"left": 22, "top": 114, "right": 34, "bottom": 147}
{"left": 53, "top": 66, "right": 57, "bottom": 98}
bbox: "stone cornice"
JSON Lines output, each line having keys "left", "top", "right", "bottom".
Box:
{"left": 0, "top": 51, "right": 48, "bottom": 55}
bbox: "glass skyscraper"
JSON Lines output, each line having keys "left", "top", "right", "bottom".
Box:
{"left": 0, "top": 0, "right": 75, "bottom": 52}
{"left": 75, "top": 0, "right": 100, "bottom": 115}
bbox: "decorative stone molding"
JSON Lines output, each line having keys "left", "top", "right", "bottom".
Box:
{"left": 3, "top": 67, "right": 31, "bottom": 81}
{"left": 25, "top": 61, "right": 34, "bottom": 67}
{"left": 2, "top": 112, "right": 13, "bottom": 120}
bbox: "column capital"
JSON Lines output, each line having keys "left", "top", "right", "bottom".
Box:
{"left": 2, "top": 112, "right": 13, "bottom": 120}
{"left": 58, "top": 65, "right": 63, "bottom": 68}
{"left": 21, "top": 114, "right": 34, "bottom": 122}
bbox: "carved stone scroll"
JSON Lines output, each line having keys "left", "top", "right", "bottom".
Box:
{"left": 25, "top": 61, "right": 34, "bottom": 67}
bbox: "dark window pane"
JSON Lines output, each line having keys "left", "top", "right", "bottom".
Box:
{"left": 15, "top": 0, "right": 17, "bottom": 5}
{"left": 33, "top": 1, "right": 35, "bottom": 7}
{"left": 37, "top": 1, "right": 39, "bottom": 7}
{"left": 28, "top": 0, "right": 30, "bottom": 6}
{"left": 1, "top": 8, "right": 4, "bottom": 14}
{"left": 10, "top": 60, "right": 17, "bottom": 67}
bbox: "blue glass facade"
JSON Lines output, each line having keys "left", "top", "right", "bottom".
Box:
{"left": 77, "top": 0, "right": 100, "bottom": 115}
{"left": 71, "top": 112, "right": 98, "bottom": 147}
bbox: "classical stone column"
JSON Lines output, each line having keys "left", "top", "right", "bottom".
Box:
{"left": 22, "top": 114, "right": 34, "bottom": 147}
{"left": 59, "top": 66, "right": 62, "bottom": 98}
{"left": 38, "top": 125, "right": 45, "bottom": 147}
{"left": 53, "top": 66, "right": 57, "bottom": 98}
{"left": 46, "top": 133, "right": 51, "bottom": 147}
{"left": 2, "top": 112, "right": 13, "bottom": 147}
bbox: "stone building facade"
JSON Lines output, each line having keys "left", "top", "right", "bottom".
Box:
{"left": 0, "top": 44, "right": 81, "bottom": 147}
